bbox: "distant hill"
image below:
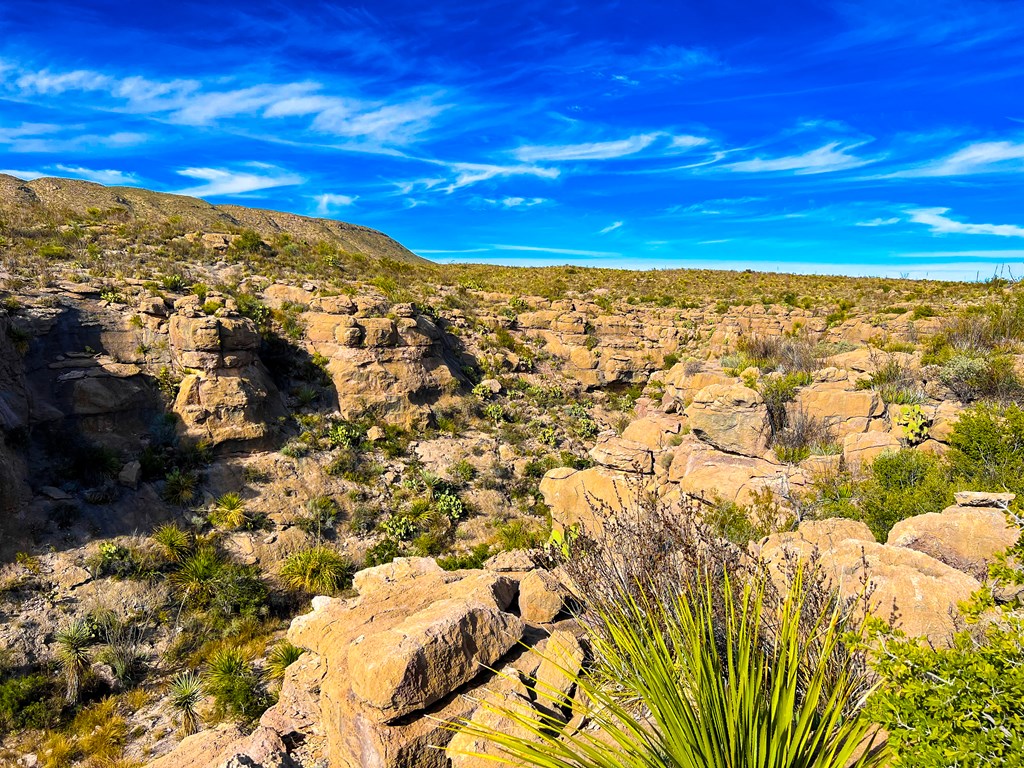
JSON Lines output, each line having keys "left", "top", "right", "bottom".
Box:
{"left": 0, "top": 173, "right": 427, "bottom": 264}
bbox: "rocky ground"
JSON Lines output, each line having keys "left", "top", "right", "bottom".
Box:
{"left": 1, "top": 179, "right": 1023, "bottom": 767}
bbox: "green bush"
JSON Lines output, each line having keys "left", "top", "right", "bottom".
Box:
{"left": 437, "top": 543, "right": 493, "bottom": 571}
{"left": 204, "top": 647, "right": 271, "bottom": 723}
{"left": 0, "top": 673, "right": 60, "bottom": 731}
{"left": 858, "top": 450, "right": 953, "bottom": 539}
{"left": 947, "top": 402, "right": 1024, "bottom": 494}
{"left": 868, "top": 619, "right": 1024, "bottom": 767}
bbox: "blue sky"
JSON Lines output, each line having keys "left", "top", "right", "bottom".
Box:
{"left": 1, "top": 0, "right": 1023, "bottom": 280}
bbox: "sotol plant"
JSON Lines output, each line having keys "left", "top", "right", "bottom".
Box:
{"left": 452, "top": 570, "right": 886, "bottom": 768}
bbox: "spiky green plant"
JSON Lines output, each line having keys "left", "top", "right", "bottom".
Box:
{"left": 451, "top": 570, "right": 886, "bottom": 768}
{"left": 163, "top": 468, "right": 198, "bottom": 506}
{"left": 55, "top": 619, "right": 94, "bottom": 703}
{"left": 152, "top": 522, "right": 191, "bottom": 562}
{"left": 210, "top": 492, "right": 248, "bottom": 529}
{"left": 280, "top": 546, "right": 353, "bottom": 595}
{"left": 167, "top": 670, "right": 204, "bottom": 736}
{"left": 267, "top": 641, "right": 304, "bottom": 680}
{"left": 170, "top": 545, "right": 224, "bottom": 607}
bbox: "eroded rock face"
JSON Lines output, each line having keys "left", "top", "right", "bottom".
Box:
{"left": 168, "top": 314, "right": 287, "bottom": 448}
{"left": 887, "top": 496, "right": 1019, "bottom": 579}
{"left": 684, "top": 383, "right": 767, "bottom": 457}
{"left": 758, "top": 520, "right": 982, "bottom": 643}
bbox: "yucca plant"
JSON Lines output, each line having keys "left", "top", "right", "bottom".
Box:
{"left": 267, "top": 641, "right": 304, "bottom": 680}
{"left": 55, "top": 619, "right": 94, "bottom": 703}
{"left": 152, "top": 522, "right": 191, "bottom": 562}
{"left": 163, "top": 468, "right": 198, "bottom": 506}
{"left": 167, "top": 670, "right": 204, "bottom": 736}
{"left": 170, "top": 545, "right": 224, "bottom": 607}
{"left": 210, "top": 492, "right": 248, "bottom": 530}
{"left": 280, "top": 546, "right": 353, "bottom": 595}
{"left": 451, "top": 570, "right": 887, "bottom": 768}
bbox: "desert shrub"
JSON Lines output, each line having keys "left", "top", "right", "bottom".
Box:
{"left": 170, "top": 545, "right": 225, "bottom": 607}
{"left": 867, "top": 618, "right": 1024, "bottom": 767}
{"left": 858, "top": 450, "right": 953, "bottom": 539}
{"left": 280, "top": 546, "right": 353, "bottom": 595}
{"left": 209, "top": 563, "right": 269, "bottom": 620}
{"left": 737, "top": 333, "right": 822, "bottom": 374}
{"left": 364, "top": 537, "right": 401, "bottom": 567}
{"left": 946, "top": 402, "right": 1024, "bottom": 493}
{"left": 759, "top": 372, "right": 808, "bottom": 442}
{"left": 772, "top": 405, "right": 836, "bottom": 464}
{"left": 233, "top": 229, "right": 265, "bottom": 254}
{"left": 448, "top": 459, "right": 477, "bottom": 484}
{"left": 204, "top": 647, "right": 271, "bottom": 723}
{"left": 152, "top": 523, "right": 191, "bottom": 562}
{"left": 55, "top": 619, "right": 95, "bottom": 702}
{"left": 437, "top": 543, "right": 493, "bottom": 571}
{"left": 939, "top": 353, "right": 1020, "bottom": 403}
{"left": 0, "top": 672, "right": 60, "bottom": 731}
{"left": 163, "top": 468, "right": 199, "bottom": 506}
{"left": 494, "top": 519, "right": 546, "bottom": 550}
{"left": 88, "top": 541, "right": 149, "bottom": 579}
{"left": 209, "top": 492, "right": 249, "bottom": 530}
{"left": 858, "top": 353, "right": 923, "bottom": 404}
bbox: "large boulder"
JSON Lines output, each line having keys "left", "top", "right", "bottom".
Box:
{"left": 666, "top": 434, "right": 797, "bottom": 505}
{"left": 887, "top": 495, "right": 1019, "bottom": 579}
{"left": 842, "top": 431, "right": 900, "bottom": 468}
{"left": 519, "top": 569, "right": 569, "bottom": 623}
{"left": 797, "top": 386, "right": 884, "bottom": 439}
{"left": 174, "top": 366, "right": 287, "bottom": 447}
{"left": 539, "top": 466, "right": 643, "bottom": 536}
{"left": 588, "top": 436, "right": 654, "bottom": 473}
{"left": 276, "top": 561, "right": 526, "bottom": 767}
{"left": 758, "top": 524, "right": 981, "bottom": 643}
{"left": 684, "top": 383, "right": 767, "bottom": 457}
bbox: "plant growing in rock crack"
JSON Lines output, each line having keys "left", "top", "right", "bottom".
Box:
{"left": 55, "top": 619, "right": 94, "bottom": 702}
{"left": 280, "top": 546, "right": 353, "bottom": 595}
{"left": 452, "top": 569, "right": 885, "bottom": 768}
{"left": 267, "top": 641, "right": 304, "bottom": 680}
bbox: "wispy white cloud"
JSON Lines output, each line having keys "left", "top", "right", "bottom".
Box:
{"left": 726, "top": 141, "right": 876, "bottom": 174}
{"left": 3, "top": 61, "right": 448, "bottom": 147}
{"left": 52, "top": 165, "right": 139, "bottom": 185}
{"left": 0, "top": 121, "right": 146, "bottom": 153}
{"left": 0, "top": 169, "right": 46, "bottom": 180}
{"left": 440, "top": 161, "right": 560, "bottom": 190}
{"left": 483, "top": 196, "right": 548, "bottom": 208}
{"left": 886, "top": 140, "right": 1024, "bottom": 177}
{"left": 176, "top": 164, "right": 305, "bottom": 197}
{"left": 514, "top": 133, "right": 660, "bottom": 162}
{"left": 856, "top": 217, "right": 901, "bottom": 227}
{"left": 907, "top": 207, "right": 1024, "bottom": 237}
{"left": 314, "top": 193, "right": 358, "bottom": 215}
{"left": 598, "top": 220, "right": 623, "bottom": 234}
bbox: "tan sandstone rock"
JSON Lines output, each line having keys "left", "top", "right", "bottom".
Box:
{"left": 684, "top": 383, "right": 767, "bottom": 456}
{"left": 887, "top": 500, "right": 1019, "bottom": 579}
{"left": 519, "top": 569, "right": 569, "bottom": 623}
